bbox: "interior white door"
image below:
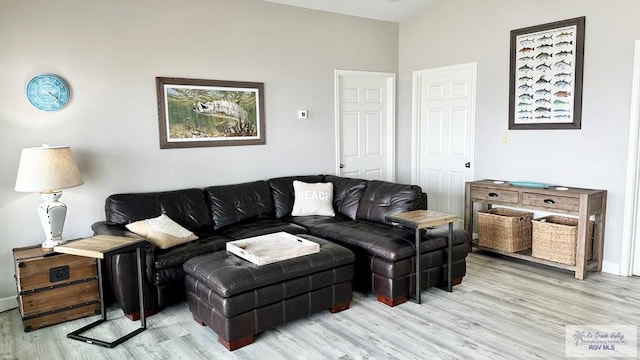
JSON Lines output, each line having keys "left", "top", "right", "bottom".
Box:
{"left": 412, "top": 63, "right": 476, "bottom": 217}
{"left": 335, "top": 70, "right": 395, "bottom": 181}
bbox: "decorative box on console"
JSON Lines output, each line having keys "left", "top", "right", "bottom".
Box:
{"left": 13, "top": 245, "right": 100, "bottom": 332}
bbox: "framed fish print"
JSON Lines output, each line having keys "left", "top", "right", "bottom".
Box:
{"left": 509, "top": 16, "right": 585, "bottom": 129}
{"left": 156, "top": 77, "right": 265, "bottom": 148}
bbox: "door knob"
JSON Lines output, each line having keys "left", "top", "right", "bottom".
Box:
{"left": 464, "top": 162, "right": 471, "bottom": 168}
{"left": 340, "top": 163, "right": 345, "bottom": 169}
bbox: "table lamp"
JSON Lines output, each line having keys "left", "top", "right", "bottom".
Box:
{"left": 15, "top": 145, "right": 84, "bottom": 249}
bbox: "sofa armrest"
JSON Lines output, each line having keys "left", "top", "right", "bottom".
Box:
{"left": 91, "top": 221, "right": 159, "bottom": 317}
{"left": 91, "top": 221, "right": 139, "bottom": 238}
{"left": 420, "top": 192, "right": 428, "bottom": 210}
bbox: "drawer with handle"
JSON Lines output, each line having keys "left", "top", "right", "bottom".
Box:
{"left": 521, "top": 192, "right": 580, "bottom": 212}
{"left": 470, "top": 188, "right": 519, "bottom": 204}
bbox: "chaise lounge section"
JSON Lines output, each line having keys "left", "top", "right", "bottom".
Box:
{"left": 92, "top": 174, "right": 469, "bottom": 318}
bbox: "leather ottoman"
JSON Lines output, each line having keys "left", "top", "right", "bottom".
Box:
{"left": 183, "top": 235, "right": 355, "bottom": 351}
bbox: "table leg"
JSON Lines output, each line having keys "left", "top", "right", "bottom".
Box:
{"left": 436, "top": 221, "right": 454, "bottom": 293}
{"left": 137, "top": 247, "right": 146, "bottom": 329}
{"left": 98, "top": 258, "right": 106, "bottom": 321}
{"left": 414, "top": 228, "right": 421, "bottom": 304}
{"left": 67, "top": 248, "right": 147, "bottom": 347}
{"left": 447, "top": 221, "right": 453, "bottom": 292}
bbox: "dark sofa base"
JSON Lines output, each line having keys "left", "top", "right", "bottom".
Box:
{"left": 311, "top": 224, "right": 469, "bottom": 307}
{"left": 375, "top": 276, "right": 463, "bottom": 307}
{"left": 373, "top": 259, "right": 466, "bottom": 306}
{"left": 368, "top": 249, "right": 467, "bottom": 305}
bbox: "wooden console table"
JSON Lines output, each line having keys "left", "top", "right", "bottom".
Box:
{"left": 464, "top": 180, "right": 607, "bottom": 279}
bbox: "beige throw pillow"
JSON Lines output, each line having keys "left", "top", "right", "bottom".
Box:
{"left": 126, "top": 214, "right": 198, "bottom": 249}
{"left": 291, "top": 180, "right": 335, "bottom": 217}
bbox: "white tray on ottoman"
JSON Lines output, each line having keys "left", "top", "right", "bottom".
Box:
{"left": 226, "top": 232, "right": 320, "bottom": 265}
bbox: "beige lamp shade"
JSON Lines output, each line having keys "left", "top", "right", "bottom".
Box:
{"left": 15, "top": 145, "right": 84, "bottom": 193}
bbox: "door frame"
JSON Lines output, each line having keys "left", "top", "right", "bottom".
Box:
{"left": 334, "top": 69, "right": 396, "bottom": 181}
{"left": 411, "top": 63, "right": 477, "bottom": 185}
{"left": 621, "top": 40, "right": 640, "bottom": 276}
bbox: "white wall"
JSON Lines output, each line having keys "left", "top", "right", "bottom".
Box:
{"left": 0, "top": 0, "right": 398, "bottom": 300}
{"left": 398, "top": 0, "right": 640, "bottom": 274}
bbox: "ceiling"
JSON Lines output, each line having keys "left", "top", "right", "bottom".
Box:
{"left": 261, "top": 0, "right": 434, "bottom": 22}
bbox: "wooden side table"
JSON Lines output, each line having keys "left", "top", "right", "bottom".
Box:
{"left": 54, "top": 235, "right": 148, "bottom": 348}
{"left": 12, "top": 245, "right": 100, "bottom": 331}
{"left": 385, "top": 210, "right": 458, "bottom": 304}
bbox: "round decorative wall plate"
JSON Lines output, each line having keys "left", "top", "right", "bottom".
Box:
{"left": 25, "top": 73, "right": 70, "bottom": 111}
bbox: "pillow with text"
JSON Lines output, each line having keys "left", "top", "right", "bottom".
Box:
{"left": 291, "top": 180, "right": 335, "bottom": 217}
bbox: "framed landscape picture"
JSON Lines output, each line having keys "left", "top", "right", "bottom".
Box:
{"left": 156, "top": 77, "right": 265, "bottom": 148}
{"left": 508, "top": 17, "right": 585, "bottom": 130}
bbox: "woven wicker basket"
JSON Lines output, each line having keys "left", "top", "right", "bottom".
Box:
{"left": 477, "top": 208, "right": 533, "bottom": 252}
{"left": 531, "top": 215, "right": 593, "bottom": 265}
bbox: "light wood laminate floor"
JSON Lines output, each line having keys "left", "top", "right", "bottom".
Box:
{"left": 1, "top": 252, "right": 638, "bottom": 360}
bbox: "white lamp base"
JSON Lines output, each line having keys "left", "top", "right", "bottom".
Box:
{"left": 42, "top": 238, "right": 65, "bottom": 249}
{"left": 38, "top": 191, "right": 68, "bottom": 249}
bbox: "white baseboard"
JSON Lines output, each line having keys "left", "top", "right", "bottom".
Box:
{"left": 0, "top": 296, "right": 17, "bottom": 313}
{"left": 602, "top": 260, "right": 621, "bottom": 276}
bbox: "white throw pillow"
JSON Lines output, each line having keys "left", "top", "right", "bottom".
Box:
{"left": 125, "top": 214, "right": 198, "bottom": 249}
{"left": 291, "top": 180, "right": 335, "bottom": 217}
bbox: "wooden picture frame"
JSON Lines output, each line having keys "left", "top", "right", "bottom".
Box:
{"left": 509, "top": 16, "right": 585, "bottom": 130}
{"left": 156, "top": 77, "right": 265, "bottom": 148}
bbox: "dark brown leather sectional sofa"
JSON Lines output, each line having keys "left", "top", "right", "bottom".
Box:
{"left": 92, "top": 174, "right": 469, "bottom": 318}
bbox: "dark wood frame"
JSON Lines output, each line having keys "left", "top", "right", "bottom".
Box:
{"left": 509, "top": 17, "right": 585, "bottom": 130}
{"left": 156, "top": 77, "right": 265, "bottom": 148}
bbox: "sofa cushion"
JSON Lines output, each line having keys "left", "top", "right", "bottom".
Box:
{"left": 217, "top": 218, "right": 308, "bottom": 239}
{"left": 325, "top": 175, "right": 368, "bottom": 220}
{"left": 268, "top": 175, "right": 324, "bottom": 218}
{"left": 126, "top": 214, "right": 198, "bottom": 249}
{"left": 148, "top": 234, "right": 233, "bottom": 276}
{"left": 291, "top": 180, "right": 335, "bottom": 217}
{"left": 310, "top": 220, "right": 468, "bottom": 261}
{"left": 205, "top": 181, "right": 275, "bottom": 230}
{"left": 152, "top": 232, "right": 231, "bottom": 271}
{"left": 311, "top": 221, "right": 413, "bottom": 261}
{"left": 283, "top": 214, "right": 349, "bottom": 231}
{"left": 105, "top": 188, "right": 212, "bottom": 230}
{"left": 152, "top": 232, "right": 231, "bottom": 294}
{"left": 356, "top": 180, "right": 422, "bottom": 224}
